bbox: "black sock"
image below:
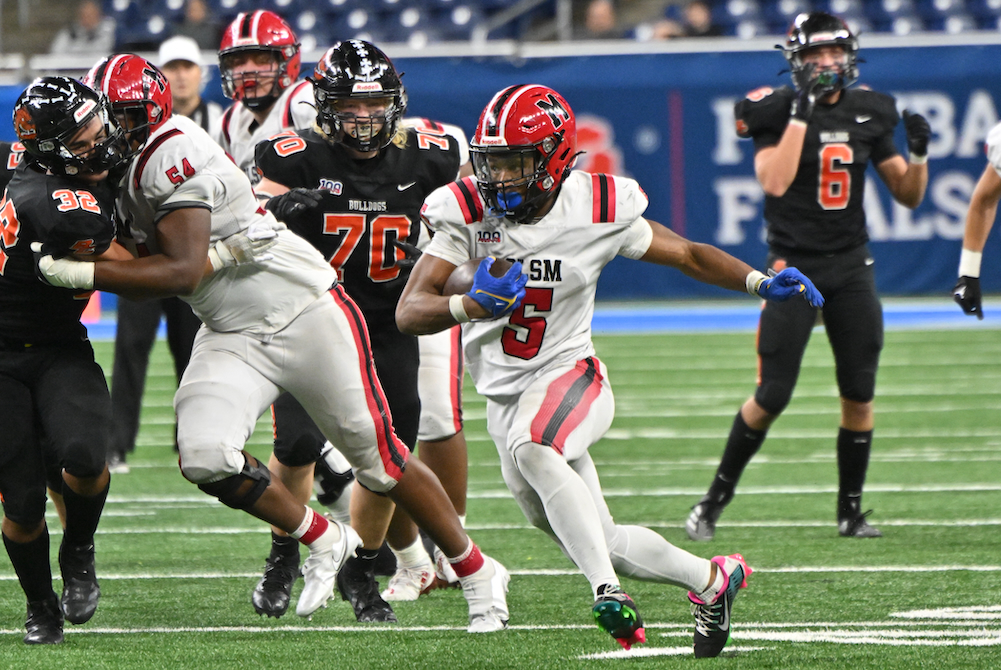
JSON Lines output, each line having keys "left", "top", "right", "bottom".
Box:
{"left": 706, "top": 412, "right": 768, "bottom": 505}
{"left": 270, "top": 531, "right": 299, "bottom": 557}
{"left": 3, "top": 530, "right": 55, "bottom": 603}
{"left": 837, "top": 428, "right": 873, "bottom": 518}
{"left": 61, "top": 479, "right": 110, "bottom": 547}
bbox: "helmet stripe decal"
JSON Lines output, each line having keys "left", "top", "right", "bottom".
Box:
{"left": 483, "top": 85, "right": 527, "bottom": 141}
{"left": 96, "top": 54, "right": 130, "bottom": 96}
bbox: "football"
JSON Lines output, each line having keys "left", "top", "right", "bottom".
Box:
{"left": 442, "top": 256, "right": 513, "bottom": 296}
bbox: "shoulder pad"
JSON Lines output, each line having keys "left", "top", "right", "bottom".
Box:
{"left": 735, "top": 86, "right": 794, "bottom": 139}
{"left": 423, "top": 176, "right": 483, "bottom": 229}
{"left": 587, "top": 173, "right": 648, "bottom": 223}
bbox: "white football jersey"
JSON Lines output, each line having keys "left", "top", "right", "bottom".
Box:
{"left": 986, "top": 121, "right": 1001, "bottom": 177}
{"left": 423, "top": 171, "right": 654, "bottom": 397}
{"left": 117, "top": 115, "right": 336, "bottom": 334}
{"left": 212, "top": 80, "right": 315, "bottom": 184}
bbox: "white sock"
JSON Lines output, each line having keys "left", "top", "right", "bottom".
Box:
{"left": 391, "top": 536, "right": 432, "bottom": 569}
{"left": 513, "top": 443, "right": 618, "bottom": 593}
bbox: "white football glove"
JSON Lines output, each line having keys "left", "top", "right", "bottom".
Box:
{"left": 208, "top": 221, "right": 279, "bottom": 271}
{"left": 30, "top": 242, "right": 96, "bottom": 289}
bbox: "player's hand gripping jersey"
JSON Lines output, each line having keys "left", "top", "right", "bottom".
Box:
{"left": 735, "top": 85, "right": 899, "bottom": 253}
{"left": 255, "top": 125, "right": 461, "bottom": 317}
{"left": 116, "top": 115, "right": 336, "bottom": 334}
{"left": 423, "top": 171, "right": 653, "bottom": 397}
{"left": 0, "top": 161, "right": 117, "bottom": 343}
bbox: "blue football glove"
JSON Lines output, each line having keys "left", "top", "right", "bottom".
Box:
{"left": 467, "top": 257, "right": 528, "bottom": 318}
{"left": 757, "top": 267, "right": 824, "bottom": 307}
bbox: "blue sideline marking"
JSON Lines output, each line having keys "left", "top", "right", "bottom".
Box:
{"left": 83, "top": 299, "right": 998, "bottom": 340}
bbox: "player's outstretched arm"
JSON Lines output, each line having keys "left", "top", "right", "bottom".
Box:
{"left": 93, "top": 207, "right": 212, "bottom": 300}
{"left": 954, "top": 163, "right": 1001, "bottom": 319}
{"left": 639, "top": 219, "right": 823, "bottom": 306}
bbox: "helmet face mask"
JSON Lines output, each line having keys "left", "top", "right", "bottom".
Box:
{"left": 219, "top": 11, "right": 300, "bottom": 111}
{"left": 782, "top": 12, "right": 859, "bottom": 98}
{"left": 13, "top": 76, "right": 129, "bottom": 177}
{"left": 85, "top": 54, "right": 173, "bottom": 160}
{"left": 311, "top": 40, "right": 407, "bottom": 153}
{"left": 471, "top": 85, "right": 578, "bottom": 224}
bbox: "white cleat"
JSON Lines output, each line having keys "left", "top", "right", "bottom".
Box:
{"left": 434, "top": 546, "right": 460, "bottom": 587}
{"left": 381, "top": 562, "right": 438, "bottom": 602}
{"left": 296, "top": 520, "right": 361, "bottom": 618}
{"left": 460, "top": 555, "right": 510, "bottom": 633}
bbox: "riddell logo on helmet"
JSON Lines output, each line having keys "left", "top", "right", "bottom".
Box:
{"left": 352, "top": 82, "right": 383, "bottom": 93}
{"left": 73, "top": 100, "right": 96, "bottom": 123}
{"left": 477, "top": 137, "right": 506, "bottom": 146}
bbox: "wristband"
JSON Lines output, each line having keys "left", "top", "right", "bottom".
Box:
{"left": 959, "top": 248, "right": 982, "bottom": 278}
{"left": 909, "top": 152, "right": 928, "bottom": 165}
{"left": 449, "top": 293, "right": 470, "bottom": 323}
{"left": 787, "top": 118, "right": 809, "bottom": 130}
{"left": 745, "top": 270, "right": 768, "bottom": 297}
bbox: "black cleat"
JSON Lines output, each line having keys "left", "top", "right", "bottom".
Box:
{"left": 24, "top": 594, "right": 64, "bottom": 645}
{"left": 592, "top": 587, "right": 646, "bottom": 650}
{"left": 336, "top": 556, "right": 397, "bottom": 623}
{"left": 689, "top": 554, "right": 751, "bottom": 658}
{"left": 252, "top": 547, "right": 300, "bottom": 618}
{"left": 686, "top": 500, "right": 725, "bottom": 542}
{"left": 59, "top": 541, "right": 100, "bottom": 624}
{"left": 838, "top": 509, "right": 883, "bottom": 538}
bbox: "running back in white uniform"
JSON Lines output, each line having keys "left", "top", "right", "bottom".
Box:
{"left": 212, "top": 80, "right": 315, "bottom": 184}
{"left": 986, "top": 121, "right": 1001, "bottom": 175}
{"left": 423, "top": 171, "right": 653, "bottom": 398}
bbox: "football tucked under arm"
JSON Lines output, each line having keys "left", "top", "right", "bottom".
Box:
{"left": 441, "top": 256, "right": 513, "bottom": 295}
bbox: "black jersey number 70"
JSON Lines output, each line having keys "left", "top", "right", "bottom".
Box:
{"left": 322, "top": 212, "right": 410, "bottom": 283}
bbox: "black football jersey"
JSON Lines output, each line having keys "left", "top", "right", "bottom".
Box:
{"left": 0, "top": 162, "right": 118, "bottom": 343}
{"left": 256, "top": 127, "right": 460, "bottom": 318}
{"left": 0, "top": 141, "right": 25, "bottom": 194}
{"left": 735, "top": 85, "right": 900, "bottom": 253}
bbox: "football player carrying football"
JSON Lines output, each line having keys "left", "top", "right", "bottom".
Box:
{"left": 686, "top": 12, "right": 929, "bottom": 544}
{"left": 1, "top": 77, "right": 126, "bottom": 644}
{"left": 255, "top": 39, "right": 472, "bottom": 623}
{"left": 36, "top": 54, "right": 510, "bottom": 634}
{"left": 397, "top": 83, "right": 823, "bottom": 656}
{"left": 953, "top": 121, "right": 1001, "bottom": 319}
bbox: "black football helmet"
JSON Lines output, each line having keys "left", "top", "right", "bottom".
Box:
{"left": 13, "top": 76, "right": 128, "bottom": 176}
{"left": 781, "top": 12, "right": 859, "bottom": 97}
{"left": 310, "top": 40, "right": 407, "bottom": 152}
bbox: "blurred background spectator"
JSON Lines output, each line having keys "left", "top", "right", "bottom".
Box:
{"left": 173, "top": 0, "right": 221, "bottom": 50}
{"left": 648, "top": 1, "right": 724, "bottom": 39}
{"left": 49, "top": 0, "right": 115, "bottom": 55}
{"left": 576, "top": 0, "right": 627, "bottom": 39}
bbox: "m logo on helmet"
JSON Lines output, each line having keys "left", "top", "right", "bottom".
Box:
{"left": 535, "top": 94, "right": 570, "bottom": 130}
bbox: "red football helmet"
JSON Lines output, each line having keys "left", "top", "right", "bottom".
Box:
{"left": 85, "top": 54, "right": 172, "bottom": 159}
{"left": 470, "top": 84, "right": 579, "bottom": 223}
{"left": 219, "top": 10, "right": 301, "bottom": 110}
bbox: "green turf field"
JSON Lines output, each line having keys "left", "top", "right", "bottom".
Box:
{"left": 2, "top": 326, "right": 1000, "bottom": 669}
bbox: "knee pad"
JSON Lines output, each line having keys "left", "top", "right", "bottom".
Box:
{"left": 313, "top": 445, "right": 355, "bottom": 507}
{"left": 754, "top": 381, "right": 795, "bottom": 416}
{"left": 197, "top": 455, "right": 272, "bottom": 511}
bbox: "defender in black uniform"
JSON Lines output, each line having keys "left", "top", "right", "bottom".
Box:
{"left": 1, "top": 77, "right": 127, "bottom": 644}
{"left": 686, "top": 13, "right": 930, "bottom": 540}
{"left": 253, "top": 40, "right": 462, "bottom": 621}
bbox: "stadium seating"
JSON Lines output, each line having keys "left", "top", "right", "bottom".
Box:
{"left": 104, "top": 0, "right": 1001, "bottom": 50}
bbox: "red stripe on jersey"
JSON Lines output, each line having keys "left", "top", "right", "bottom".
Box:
{"left": 282, "top": 82, "right": 311, "bottom": 128}
{"left": 591, "top": 173, "right": 616, "bottom": 223}
{"left": 328, "top": 284, "right": 409, "bottom": 480}
{"left": 530, "top": 358, "right": 604, "bottom": 455}
{"left": 221, "top": 105, "right": 236, "bottom": 146}
{"left": 448, "top": 177, "right": 483, "bottom": 224}
{"left": 133, "top": 129, "right": 183, "bottom": 191}
{"left": 449, "top": 325, "right": 464, "bottom": 434}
